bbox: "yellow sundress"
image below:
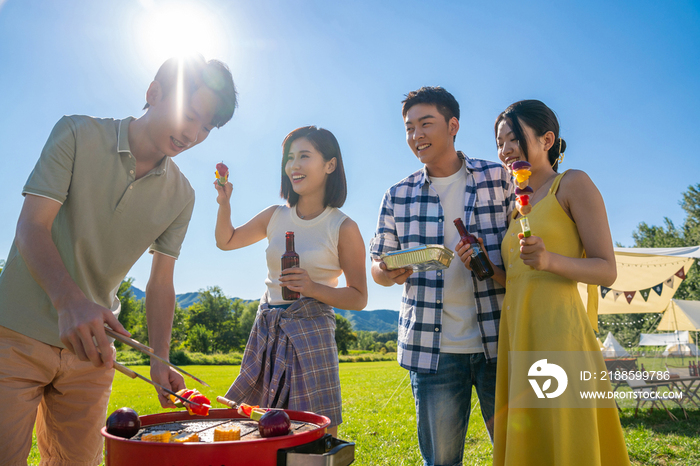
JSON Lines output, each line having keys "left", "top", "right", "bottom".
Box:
{"left": 493, "top": 171, "right": 630, "bottom": 466}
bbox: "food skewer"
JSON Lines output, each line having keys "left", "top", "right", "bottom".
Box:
{"left": 217, "top": 396, "right": 268, "bottom": 421}
{"left": 215, "top": 162, "right": 229, "bottom": 186}
{"left": 105, "top": 326, "right": 210, "bottom": 387}
{"left": 512, "top": 160, "right": 533, "bottom": 238}
{"left": 113, "top": 361, "right": 205, "bottom": 407}
{"left": 216, "top": 395, "right": 239, "bottom": 409}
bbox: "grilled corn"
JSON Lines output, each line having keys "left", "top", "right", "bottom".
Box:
{"left": 141, "top": 430, "right": 172, "bottom": 442}
{"left": 213, "top": 425, "right": 241, "bottom": 441}
{"left": 171, "top": 432, "right": 199, "bottom": 443}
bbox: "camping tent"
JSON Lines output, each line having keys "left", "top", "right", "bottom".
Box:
{"left": 656, "top": 299, "right": 700, "bottom": 367}
{"left": 662, "top": 343, "right": 699, "bottom": 357}
{"left": 656, "top": 299, "right": 700, "bottom": 333}
{"left": 578, "top": 246, "right": 700, "bottom": 315}
{"left": 639, "top": 331, "right": 690, "bottom": 346}
{"left": 601, "top": 332, "right": 631, "bottom": 358}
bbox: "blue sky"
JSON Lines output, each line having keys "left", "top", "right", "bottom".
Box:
{"left": 1, "top": 0, "right": 698, "bottom": 311}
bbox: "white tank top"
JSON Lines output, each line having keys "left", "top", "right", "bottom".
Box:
{"left": 265, "top": 205, "right": 348, "bottom": 305}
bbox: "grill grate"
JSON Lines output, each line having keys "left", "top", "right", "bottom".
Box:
{"left": 135, "top": 419, "right": 317, "bottom": 443}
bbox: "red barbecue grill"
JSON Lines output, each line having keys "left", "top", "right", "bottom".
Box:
{"left": 102, "top": 408, "right": 354, "bottom": 466}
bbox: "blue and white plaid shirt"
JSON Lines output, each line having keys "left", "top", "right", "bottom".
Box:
{"left": 370, "top": 152, "right": 514, "bottom": 373}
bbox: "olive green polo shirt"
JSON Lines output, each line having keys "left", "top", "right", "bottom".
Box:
{"left": 0, "top": 115, "right": 195, "bottom": 348}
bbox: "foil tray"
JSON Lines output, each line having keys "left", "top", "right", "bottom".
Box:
{"left": 381, "top": 245, "right": 454, "bottom": 272}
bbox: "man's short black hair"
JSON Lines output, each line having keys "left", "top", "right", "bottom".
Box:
{"left": 144, "top": 54, "right": 238, "bottom": 128}
{"left": 402, "top": 86, "right": 460, "bottom": 124}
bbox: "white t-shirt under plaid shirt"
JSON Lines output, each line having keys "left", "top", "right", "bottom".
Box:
{"left": 370, "top": 152, "right": 514, "bottom": 373}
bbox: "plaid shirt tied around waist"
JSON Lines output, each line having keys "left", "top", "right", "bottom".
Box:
{"left": 370, "top": 153, "right": 514, "bottom": 373}
{"left": 225, "top": 296, "right": 342, "bottom": 426}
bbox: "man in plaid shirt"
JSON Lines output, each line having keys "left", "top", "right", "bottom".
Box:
{"left": 370, "top": 87, "right": 513, "bottom": 466}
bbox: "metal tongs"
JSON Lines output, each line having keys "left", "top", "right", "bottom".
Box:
{"left": 113, "top": 361, "right": 203, "bottom": 407}
{"left": 105, "top": 325, "right": 209, "bottom": 387}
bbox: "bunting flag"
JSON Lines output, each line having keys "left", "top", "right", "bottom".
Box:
{"left": 639, "top": 288, "right": 651, "bottom": 302}
{"left": 675, "top": 267, "right": 686, "bottom": 280}
{"left": 598, "top": 267, "right": 688, "bottom": 304}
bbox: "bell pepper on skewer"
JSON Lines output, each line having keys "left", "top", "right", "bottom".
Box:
{"left": 237, "top": 403, "right": 266, "bottom": 421}
{"left": 168, "top": 388, "right": 211, "bottom": 416}
{"left": 169, "top": 388, "right": 195, "bottom": 408}
{"left": 186, "top": 393, "right": 211, "bottom": 416}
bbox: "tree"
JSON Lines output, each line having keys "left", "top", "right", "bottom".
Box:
{"left": 237, "top": 299, "right": 260, "bottom": 344}
{"left": 334, "top": 314, "right": 356, "bottom": 355}
{"left": 0, "top": 259, "right": 5, "bottom": 275}
{"left": 375, "top": 331, "right": 398, "bottom": 344}
{"left": 188, "top": 287, "right": 232, "bottom": 332}
{"left": 116, "top": 278, "right": 148, "bottom": 346}
{"left": 117, "top": 278, "right": 138, "bottom": 329}
{"left": 170, "top": 304, "right": 189, "bottom": 351}
{"left": 353, "top": 331, "right": 376, "bottom": 351}
{"left": 186, "top": 324, "right": 213, "bottom": 354}
{"left": 186, "top": 287, "right": 246, "bottom": 353}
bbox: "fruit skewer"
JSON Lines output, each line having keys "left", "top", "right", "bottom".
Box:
{"left": 512, "top": 160, "right": 533, "bottom": 238}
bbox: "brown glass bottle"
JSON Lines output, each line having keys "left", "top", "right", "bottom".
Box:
{"left": 281, "top": 231, "right": 300, "bottom": 300}
{"left": 453, "top": 218, "right": 494, "bottom": 281}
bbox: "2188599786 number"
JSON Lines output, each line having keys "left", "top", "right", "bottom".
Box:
{"left": 580, "top": 370, "right": 671, "bottom": 381}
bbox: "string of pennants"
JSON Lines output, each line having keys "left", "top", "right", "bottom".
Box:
{"left": 599, "top": 267, "right": 686, "bottom": 304}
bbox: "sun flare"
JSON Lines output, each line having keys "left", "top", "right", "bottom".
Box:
{"left": 135, "top": 1, "right": 228, "bottom": 67}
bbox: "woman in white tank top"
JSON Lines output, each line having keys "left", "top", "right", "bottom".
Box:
{"left": 214, "top": 126, "right": 367, "bottom": 435}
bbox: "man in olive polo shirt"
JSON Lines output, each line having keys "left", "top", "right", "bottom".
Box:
{"left": 0, "top": 54, "right": 237, "bottom": 465}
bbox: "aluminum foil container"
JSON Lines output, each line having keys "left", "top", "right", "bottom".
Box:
{"left": 381, "top": 245, "right": 454, "bottom": 272}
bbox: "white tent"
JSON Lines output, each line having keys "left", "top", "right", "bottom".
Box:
{"left": 656, "top": 299, "right": 700, "bottom": 333}
{"left": 639, "top": 331, "right": 690, "bottom": 346}
{"left": 578, "top": 246, "right": 700, "bottom": 315}
{"left": 656, "top": 299, "right": 700, "bottom": 367}
{"left": 662, "top": 343, "right": 699, "bottom": 357}
{"left": 601, "top": 332, "right": 631, "bottom": 358}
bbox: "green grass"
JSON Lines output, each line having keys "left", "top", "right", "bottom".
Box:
{"left": 27, "top": 361, "right": 699, "bottom": 465}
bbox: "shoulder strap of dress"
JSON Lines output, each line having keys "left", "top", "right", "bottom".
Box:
{"left": 548, "top": 169, "right": 571, "bottom": 195}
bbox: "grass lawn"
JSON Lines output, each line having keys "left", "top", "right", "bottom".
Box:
{"left": 27, "top": 361, "right": 699, "bottom": 465}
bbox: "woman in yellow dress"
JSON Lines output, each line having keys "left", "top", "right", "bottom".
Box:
{"left": 458, "top": 100, "right": 630, "bottom": 465}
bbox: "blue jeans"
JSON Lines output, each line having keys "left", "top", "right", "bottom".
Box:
{"left": 410, "top": 352, "right": 496, "bottom": 466}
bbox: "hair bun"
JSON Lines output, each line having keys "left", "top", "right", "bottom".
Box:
{"left": 558, "top": 137, "right": 567, "bottom": 154}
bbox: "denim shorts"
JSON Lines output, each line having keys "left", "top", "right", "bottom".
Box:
{"left": 410, "top": 352, "right": 497, "bottom": 466}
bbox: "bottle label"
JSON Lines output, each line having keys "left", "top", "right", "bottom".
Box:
{"left": 471, "top": 243, "right": 482, "bottom": 258}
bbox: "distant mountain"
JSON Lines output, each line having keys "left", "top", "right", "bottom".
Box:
{"left": 334, "top": 308, "right": 399, "bottom": 333}
{"left": 127, "top": 286, "right": 254, "bottom": 309}
{"left": 127, "top": 285, "right": 399, "bottom": 333}
{"left": 176, "top": 292, "right": 200, "bottom": 309}
{"left": 130, "top": 286, "right": 145, "bottom": 301}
